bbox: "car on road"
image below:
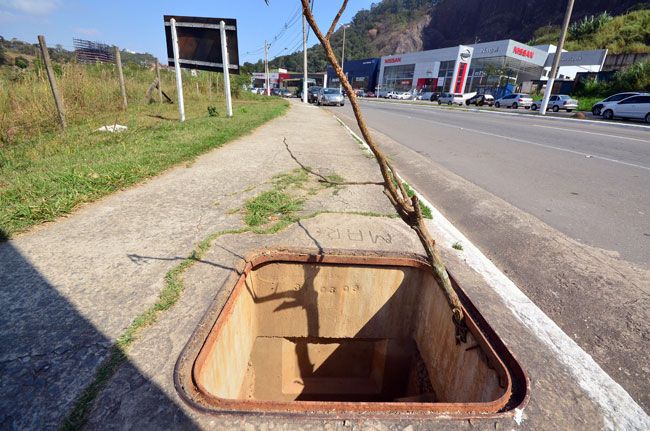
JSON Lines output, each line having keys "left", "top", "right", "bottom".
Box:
{"left": 590, "top": 92, "right": 642, "bottom": 116}
{"left": 466, "top": 94, "right": 494, "bottom": 107}
{"left": 438, "top": 93, "right": 464, "bottom": 105}
{"left": 494, "top": 93, "right": 532, "bottom": 109}
{"left": 306, "top": 86, "right": 322, "bottom": 103}
{"left": 316, "top": 88, "right": 345, "bottom": 106}
{"left": 601, "top": 94, "right": 650, "bottom": 123}
{"left": 530, "top": 94, "right": 578, "bottom": 112}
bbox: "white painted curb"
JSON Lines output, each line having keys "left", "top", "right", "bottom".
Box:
{"left": 333, "top": 113, "right": 650, "bottom": 430}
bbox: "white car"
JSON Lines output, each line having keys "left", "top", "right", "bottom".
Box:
{"left": 530, "top": 95, "right": 578, "bottom": 112}
{"left": 393, "top": 91, "right": 412, "bottom": 100}
{"left": 438, "top": 93, "right": 464, "bottom": 105}
{"left": 494, "top": 93, "right": 533, "bottom": 109}
{"left": 601, "top": 94, "right": 650, "bottom": 123}
{"left": 590, "top": 92, "right": 642, "bottom": 116}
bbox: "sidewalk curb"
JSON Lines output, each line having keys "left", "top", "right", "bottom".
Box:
{"left": 360, "top": 98, "right": 650, "bottom": 131}
{"left": 331, "top": 112, "right": 650, "bottom": 430}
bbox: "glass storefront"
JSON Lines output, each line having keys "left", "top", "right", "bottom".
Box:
{"left": 382, "top": 64, "right": 415, "bottom": 91}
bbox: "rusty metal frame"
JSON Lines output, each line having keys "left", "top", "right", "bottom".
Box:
{"left": 174, "top": 248, "right": 529, "bottom": 420}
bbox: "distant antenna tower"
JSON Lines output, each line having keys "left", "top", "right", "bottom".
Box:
{"left": 73, "top": 38, "right": 115, "bottom": 63}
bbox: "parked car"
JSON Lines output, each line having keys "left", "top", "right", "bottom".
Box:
{"left": 354, "top": 89, "right": 366, "bottom": 97}
{"left": 365, "top": 91, "right": 376, "bottom": 98}
{"left": 494, "top": 93, "right": 532, "bottom": 109}
{"left": 530, "top": 94, "right": 578, "bottom": 112}
{"left": 466, "top": 94, "right": 494, "bottom": 107}
{"left": 377, "top": 89, "right": 391, "bottom": 98}
{"left": 306, "top": 86, "right": 322, "bottom": 103}
{"left": 601, "top": 94, "right": 650, "bottom": 123}
{"left": 418, "top": 91, "right": 440, "bottom": 102}
{"left": 392, "top": 91, "right": 412, "bottom": 100}
{"left": 270, "top": 88, "right": 282, "bottom": 96}
{"left": 385, "top": 90, "right": 397, "bottom": 99}
{"left": 438, "top": 93, "right": 464, "bottom": 105}
{"left": 279, "top": 88, "right": 293, "bottom": 98}
{"left": 317, "top": 88, "right": 345, "bottom": 106}
{"left": 590, "top": 92, "right": 642, "bottom": 116}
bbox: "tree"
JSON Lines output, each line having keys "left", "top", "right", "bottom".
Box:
{"left": 298, "top": 0, "right": 468, "bottom": 341}
{"left": 0, "top": 44, "right": 6, "bottom": 66}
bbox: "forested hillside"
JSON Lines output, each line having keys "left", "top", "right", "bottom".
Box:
{"left": 246, "top": 0, "right": 649, "bottom": 73}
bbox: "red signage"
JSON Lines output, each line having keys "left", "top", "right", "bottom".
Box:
{"left": 385, "top": 57, "right": 401, "bottom": 64}
{"left": 513, "top": 46, "right": 534, "bottom": 59}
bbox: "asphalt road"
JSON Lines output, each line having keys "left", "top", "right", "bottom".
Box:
{"left": 332, "top": 100, "right": 650, "bottom": 411}
{"left": 342, "top": 100, "right": 650, "bottom": 265}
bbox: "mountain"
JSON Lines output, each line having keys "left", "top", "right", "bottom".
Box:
{"left": 254, "top": 0, "right": 649, "bottom": 73}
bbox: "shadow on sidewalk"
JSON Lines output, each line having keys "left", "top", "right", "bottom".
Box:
{"left": 0, "top": 242, "right": 197, "bottom": 430}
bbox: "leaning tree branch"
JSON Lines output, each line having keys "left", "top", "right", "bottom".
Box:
{"left": 300, "top": 0, "right": 467, "bottom": 341}
{"left": 325, "top": 0, "right": 349, "bottom": 41}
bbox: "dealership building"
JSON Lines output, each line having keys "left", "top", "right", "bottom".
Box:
{"left": 355, "top": 39, "right": 607, "bottom": 96}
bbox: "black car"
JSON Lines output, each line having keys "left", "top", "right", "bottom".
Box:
{"left": 271, "top": 88, "right": 282, "bottom": 96}
{"left": 466, "top": 94, "right": 495, "bottom": 107}
{"left": 307, "top": 86, "right": 322, "bottom": 103}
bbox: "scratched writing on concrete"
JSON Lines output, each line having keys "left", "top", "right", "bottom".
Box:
{"left": 316, "top": 227, "right": 392, "bottom": 244}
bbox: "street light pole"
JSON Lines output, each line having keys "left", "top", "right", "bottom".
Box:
{"left": 302, "top": 13, "right": 308, "bottom": 103}
{"left": 540, "top": 0, "right": 575, "bottom": 115}
{"left": 340, "top": 24, "right": 349, "bottom": 91}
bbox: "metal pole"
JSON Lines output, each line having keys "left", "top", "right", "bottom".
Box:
{"left": 264, "top": 40, "right": 269, "bottom": 95}
{"left": 114, "top": 46, "right": 128, "bottom": 110}
{"left": 220, "top": 20, "right": 233, "bottom": 117}
{"left": 302, "top": 14, "right": 308, "bottom": 103}
{"left": 340, "top": 25, "right": 346, "bottom": 92}
{"left": 170, "top": 18, "right": 185, "bottom": 122}
{"left": 37, "top": 35, "right": 66, "bottom": 129}
{"left": 540, "top": 0, "right": 575, "bottom": 115}
{"left": 155, "top": 61, "right": 162, "bottom": 104}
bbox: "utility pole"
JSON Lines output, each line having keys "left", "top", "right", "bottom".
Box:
{"left": 114, "top": 46, "right": 128, "bottom": 110}
{"left": 264, "top": 40, "right": 270, "bottom": 96}
{"left": 37, "top": 35, "right": 66, "bottom": 130}
{"left": 302, "top": 13, "right": 308, "bottom": 103}
{"left": 540, "top": 0, "right": 575, "bottom": 115}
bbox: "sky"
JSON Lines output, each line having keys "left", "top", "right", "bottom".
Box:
{"left": 0, "top": 0, "right": 375, "bottom": 63}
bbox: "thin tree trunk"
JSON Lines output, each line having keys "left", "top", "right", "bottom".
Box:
{"left": 300, "top": 0, "right": 467, "bottom": 341}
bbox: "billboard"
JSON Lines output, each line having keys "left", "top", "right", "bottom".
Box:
{"left": 163, "top": 15, "right": 239, "bottom": 74}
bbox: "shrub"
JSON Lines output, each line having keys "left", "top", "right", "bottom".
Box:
{"left": 569, "top": 12, "right": 613, "bottom": 39}
{"left": 14, "top": 57, "right": 29, "bottom": 69}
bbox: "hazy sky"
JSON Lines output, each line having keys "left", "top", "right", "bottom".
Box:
{"left": 0, "top": 0, "right": 375, "bottom": 63}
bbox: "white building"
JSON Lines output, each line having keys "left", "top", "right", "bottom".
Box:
{"left": 377, "top": 39, "right": 607, "bottom": 96}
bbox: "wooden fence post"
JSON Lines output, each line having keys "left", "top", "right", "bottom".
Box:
{"left": 114, "top": 46, "right": 128, "bottom": 110}
{"left": 37, "top": 35, "right": 66, "bottom": 130}
{"left": 155, "top": 61, "right": 163, "bottom": 104}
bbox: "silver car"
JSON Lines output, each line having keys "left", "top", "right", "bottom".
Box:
{"left": 531, "top": 95, "right": 578, "bottom": 112}
{"left": 317, "top": 88, "right": 345, "bottom": 106}
{"left": 494, "top": 93, "right": 533, "bottom": 109}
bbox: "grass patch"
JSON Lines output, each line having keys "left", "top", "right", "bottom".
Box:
{"left": 0, "top": 97, "right": 288, "bottom": 238}
{"left": 244, "top": 190, "right": 304, "bottom": 227}
{"left": 577, "top": 96, "right": 600, "bottom": 112}
{"left": 452, "top": 241, "right": 464, "bottom": 251}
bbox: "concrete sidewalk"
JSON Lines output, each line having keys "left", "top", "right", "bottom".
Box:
{"left": 1, "top": 100, "right": 648, "bottom": 430}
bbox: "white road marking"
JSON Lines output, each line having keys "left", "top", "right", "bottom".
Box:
{"left": 533, "top": 124, "right": 650, "bottom": 143}
{"left": 386, "top": 110, "right": 650, "bottom": 171}
{"left": 334, "top": 113, "right": 650, "bottom": 430}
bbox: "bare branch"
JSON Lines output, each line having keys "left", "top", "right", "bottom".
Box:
{"left": 300, "top": 0, "right": 467, "bottom": 339}
{"left": 325, "top": 0, "right": 349, "bottom": 41}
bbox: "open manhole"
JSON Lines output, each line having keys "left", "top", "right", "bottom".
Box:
{"left": 175, "top": 250, "right": 528, "bottom": 418}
